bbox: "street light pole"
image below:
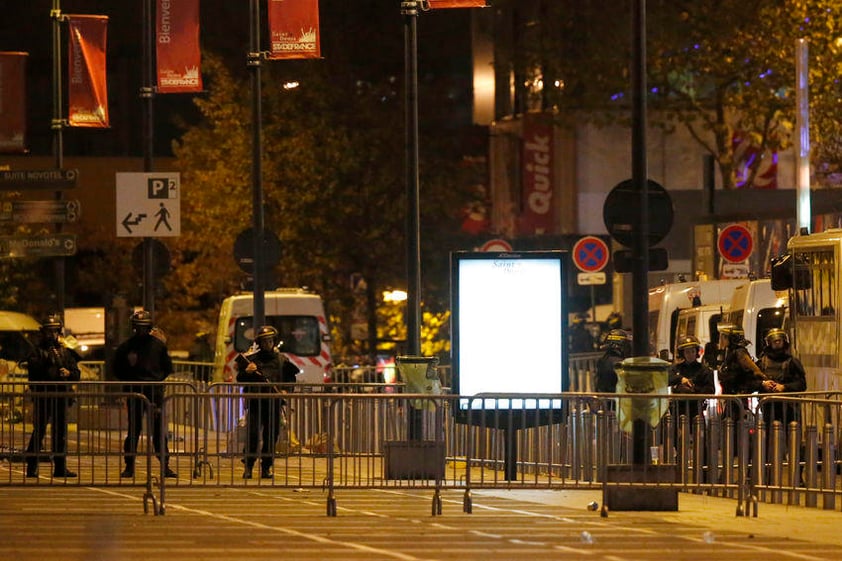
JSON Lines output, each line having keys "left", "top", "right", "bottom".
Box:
{"left": 402, "top": 1, "right": 422, "bottom": 359}
{"left": 51, "top": 0, "right": 66, "bottom": 315}
{"left": 249, "top": 0, "right": 266, "bottom": 328}
{"left": 141, "top": 0, "right": 156, "bottom": 315}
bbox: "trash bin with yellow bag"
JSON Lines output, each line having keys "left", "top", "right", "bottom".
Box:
{"left": 614, "top": 356, "right": 671, "bottom": 434}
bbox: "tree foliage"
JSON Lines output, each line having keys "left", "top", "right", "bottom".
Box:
{"left": 505, "top": 0, "right": 842, "bottom": 189}
{"left": 168, "top": 53, "right": 472, "bottom": 358}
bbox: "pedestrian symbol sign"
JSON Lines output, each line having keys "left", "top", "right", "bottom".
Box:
{"left": 115, "top": 172, "right": 180, "bottom": 237}
{"left": 718, "top": 224, "right": 752, "bottom": 263}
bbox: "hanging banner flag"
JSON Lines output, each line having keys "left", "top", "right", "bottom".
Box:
{"left": 67, "top": 15, "right": 109, "bottom": 128}
{"left": 518, "top": 112, "right": 555, "bottom": 236}
{"left": 428, "top": 0, "right": 487, "bottom": 8}
{"left": 157, "top": 0, "right": 203, "bottom": 93}
{"left": 0, "top": 52, "right": 28, "bottom": 153}
{"left": 267, "top": 0, "right": 321, "bottom": 60}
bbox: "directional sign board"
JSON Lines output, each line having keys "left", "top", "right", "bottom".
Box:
{"left": 718, "top": 224, "right": 753, "bottom": 263}
{"left": 115, "top": 172, "right": 180, "bottom": 237}
{"left": 0, "top": 234, "right": 77, "bottom": 258}
{"left": 572, "top": 236, "right": 609, "bottom": 273}
{"left": 0, "top": 200, "right": 80, "bottom": 224}
{"left": 0, "top": 169, "right": 78, "bottom": 190}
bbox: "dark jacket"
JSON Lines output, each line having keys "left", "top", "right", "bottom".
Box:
{"left": 237, "top": 348, "right": 298, "bottom": 395}
{"left": 669, "top": 360, "right": 715, "bottom": 395}
{"left": 719, "top": 346, "right": 764, "bottom": 394}
{"left": 595, "top": 350, "right": 623, "bottom": 393}
{"left": 757, "top": 349, "right": 807, "bottom": 393}
{"left": 113, "top": 333, "right": 173, "bottom": 382}
{"left": 27, "top": 340, "right": 81, "bottom": 392}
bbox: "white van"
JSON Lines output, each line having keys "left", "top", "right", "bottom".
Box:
{"left": 214, "top": 288, "right": 333, "bottom": 384}
{"left": 674, "top": 303, "right": 729, "bottom": 363}
{"left": 722, "top": 278, "right": 788, "bottom": 358}
{"left": 649, "top": 279, "right": 744, "bottom": 360}
{"left": 0, "top": 311, "right": 41, "bottom": 381}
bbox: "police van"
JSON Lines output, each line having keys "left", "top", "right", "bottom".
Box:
{"left": 649, "top": 279, "right": 744, "bottom": 360}
{"left": 721, "top": 278, "right": 788, "bottom": 359}
{"left": 213, "top": 288, "right": 333, "bottom": 385}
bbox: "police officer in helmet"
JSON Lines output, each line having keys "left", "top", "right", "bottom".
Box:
{"left": 595, "top": 329, "right": 631, "bottom": 393}
{"left": 757, "top": 328, "right": 806, "bottom": 426}
{"left": 113, "top": 310, "right": 176, "bottom": 479}
{"left": 237, "top": 325, "right": 299, "bottom": 479}
{"left": 669, "top": 335, "right": 715, "bottom": 417}
{"left": 25, "top": 314, "right": 81, "bottom": 478}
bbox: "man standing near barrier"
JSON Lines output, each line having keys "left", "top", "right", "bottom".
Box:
{"left": 25, "top": 314, "right": 81, "bottom": 478}
{"left": 756, "top": 328, "right": 806, "bottom": 428}
{"left": 113, "top": 310, "right": 176, "bottom": 479}
{"left": 237, "top": 325, "right": 299, "bottom": 479}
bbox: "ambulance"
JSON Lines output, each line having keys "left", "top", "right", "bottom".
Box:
{"left": 213, "top": 288, "right": 333, "bottom": 384}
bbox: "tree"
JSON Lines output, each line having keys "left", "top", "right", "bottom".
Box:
{"left": 506, "top": 0, "right": 842, "bottom": 189}
{"left": 168, "top": 53, "right": 472, "bottom": 358}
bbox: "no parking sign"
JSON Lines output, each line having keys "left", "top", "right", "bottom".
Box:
{"left": 718, "top": 224, "right": 753, "bottom": 263}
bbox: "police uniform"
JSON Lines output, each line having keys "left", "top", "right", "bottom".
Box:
{"left": 113, "top": 311, "right": 175, "bottom": 478}
{"left": 237, "top": 326, "right": 299, "bottom": 479}
{"left": 25, "top": 316, "right": 81, "bottom": 478}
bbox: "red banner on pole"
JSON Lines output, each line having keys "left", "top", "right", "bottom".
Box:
{"left": 67, "top": 15, "right": 109, "bottom": 128}
{"left": 518, "top": 113, "right": 555, "bottom": 236}
{"left": 0, "top": 52, "right": 28, "bottom": 153}
{"left": 427, "top": 0, "right": 487, "bottom": 8}
{"left": 267, "top": 0, "right": 321, "bottom": 60}
{"left": 157, "top": 0, "right": 203, "bottom": 93}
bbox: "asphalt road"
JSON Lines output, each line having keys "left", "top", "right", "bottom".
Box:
{"left": 2, "top": 485, "right": 840, "bottom": 561}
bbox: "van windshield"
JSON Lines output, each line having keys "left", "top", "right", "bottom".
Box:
{"left": 234, "top": 316, "right": 321, "bottom": 356}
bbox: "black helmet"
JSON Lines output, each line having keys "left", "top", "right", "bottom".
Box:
{"left": 603, "top": 329, "right": 631, "bottom": 354}
{"left": 719, "top": 324, "right": 748, "bottom": 347}
{"left": 255, "top": 325, "right": 278, "bottom": 343}
{"left": 606, "top": 312, "right": 622, "bottom": 330}
{"left": 131, "top": 310, "right": 153, "bottom": 328}
{"left": 765, "top": 328, "right": 789, "bottom": 347}
{"left": 41, "top": 314, "right": 63, "bottom": 332}
{"left": 676, "top": 335, "right": 702, "bottom": 352}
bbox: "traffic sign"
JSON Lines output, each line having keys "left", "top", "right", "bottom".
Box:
{"left": 115, "top": 172, "right": 180, "bottom": 237}
{"left": 0, "top": 234, "right": 77, "bottom": 258}
{"left": 602, "top": 179, "right": 673, "bottom": 248}
{"left": 479, "top": 238, "right": 513, "bottom": 252}
{"left": 0, "top": 200, "right": 80, "bottom": 223}
{"left": 233, "top": 227, "right": 282, "bottom": 274}
{"left": 577, "top": 272, "right": 606, "bottom": 285}
{"left": 0, "top": 168, "right": 78, "bottom": 190}
{"left": 572, "top": 236, "right": 609, "bottom": 272}
{"left": 718, "top": 224, "right": 753, "bottom": 263}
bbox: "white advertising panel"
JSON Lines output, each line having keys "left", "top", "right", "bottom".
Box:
{"left": 451, "top": 251, "right": 567, "bottom": 414}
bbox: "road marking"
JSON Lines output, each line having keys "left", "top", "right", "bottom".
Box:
{"left": 91, "top": 487, "right": 424, "bottom": 561}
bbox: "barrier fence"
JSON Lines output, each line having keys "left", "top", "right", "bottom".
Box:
{"left": 2, "top": 376, "right": 841, "bottom": 517}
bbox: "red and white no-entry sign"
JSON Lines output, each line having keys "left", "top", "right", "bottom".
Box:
{"left": 572, "top": 236, "right": 609, "bottom": 273}
{"left": 479, "top": 238, "right": 513, "bottom": 252}
{"left": 718, "top": 224, "right": 753, "bottom": 263}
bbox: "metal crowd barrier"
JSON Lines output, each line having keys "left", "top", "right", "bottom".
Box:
{"left": 3, "top": 379, "right": 842, "bottom": 518}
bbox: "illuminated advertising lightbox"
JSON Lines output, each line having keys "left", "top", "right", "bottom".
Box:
{"left": 451, "top": 251, "right": 568, "bottom": 421}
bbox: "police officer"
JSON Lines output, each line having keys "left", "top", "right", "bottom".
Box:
{"left": 757, "top": 328, "right": 806, "bottom": 427}
{"left": 595, "top": 329, "right": 631, "bottom": 393}
{"left": 25, "top": 314, "right": 81, "bottom": 478}
{"left": 669, "top": 335, "right": 715, "bottom": 421}
{"left": 237, "top": 325, "right": 299, "bottom": 479}
{"left": 113, "top": 310, "right": 176, "bottom": 478}
{"left": 717, "top": 325, "right": 767, "bottom": 395}
{"left": 569, "top": 313, "right": 595, "bottom": 354}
